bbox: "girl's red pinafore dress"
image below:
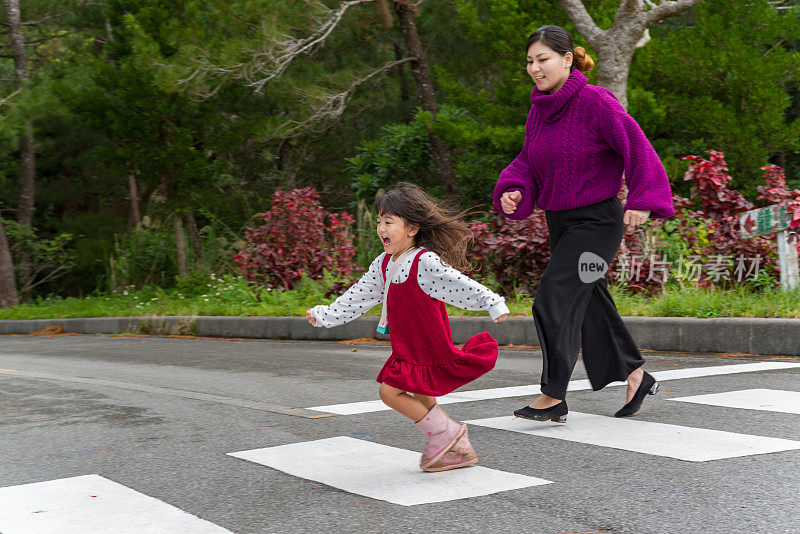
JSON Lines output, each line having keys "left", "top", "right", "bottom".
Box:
{"left": 375, "top": 249, "right": 499, "bottom": 396}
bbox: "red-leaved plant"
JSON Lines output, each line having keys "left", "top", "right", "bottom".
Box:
{"left": 235, "top": 187, "right": 356, "bottom": 291}
{"left": 757, "top": 164, "right": 800, "bottom": 246}
{"left": 679, "top": 151, "right": 778, "bottom": 285}
{"left": 469, "top": 209, "right": 550, "bottom": 296}
{"left": 469, "top": 151, "right": 790, "bottom": 295}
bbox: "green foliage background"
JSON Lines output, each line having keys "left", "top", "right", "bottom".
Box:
{"left": 1, "top": 0, "right": 798, "bottom": 298}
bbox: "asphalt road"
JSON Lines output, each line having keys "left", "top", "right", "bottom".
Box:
{"left": 1, "top": 334, "right": 799, "bottom": 534}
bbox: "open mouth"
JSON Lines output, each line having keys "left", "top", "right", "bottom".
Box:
{"left": 381, "top": 236, "right": 390, "bottom": 246}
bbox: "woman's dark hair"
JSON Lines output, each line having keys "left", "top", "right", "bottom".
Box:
{"left": 526, "top": 25, "right": 594, "bottom": 73}
{"left": 375, "top": 183, "right": 474, "bottom": 272}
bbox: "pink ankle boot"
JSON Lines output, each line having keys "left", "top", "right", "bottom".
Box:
{"left": 414, "top": 404, "right": 466, "bottom": 470}
{"left": 423, "top": 426, "right": 478, "bottom": 472}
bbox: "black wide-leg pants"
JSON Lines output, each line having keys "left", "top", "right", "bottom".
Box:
{"left": 534, "top": 196, "right": 644, "bottom": 400}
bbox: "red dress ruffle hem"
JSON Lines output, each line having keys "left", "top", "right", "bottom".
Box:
{"left": 375, "top": 249, "right": 498, "bottom": 396}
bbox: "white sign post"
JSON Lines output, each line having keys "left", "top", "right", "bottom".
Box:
{"left": 739, "top": 205, "right": 799, "bottom": 290}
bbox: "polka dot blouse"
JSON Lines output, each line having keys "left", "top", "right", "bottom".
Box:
{"left": 308, "top": 250, "right": 509, "bottom": 328}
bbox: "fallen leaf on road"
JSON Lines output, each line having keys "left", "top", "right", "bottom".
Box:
{"left": 25, "top": 325, "right": 78, "bottom": 337}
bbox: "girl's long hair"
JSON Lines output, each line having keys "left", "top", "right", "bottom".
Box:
{"left": 375, "top": 183, "right": 474, "bottom": 272}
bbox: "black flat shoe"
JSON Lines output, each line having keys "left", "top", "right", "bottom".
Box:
{"left": 514, "top": 400, "right": 568, "bottom": 423}
{"left": 615, "top": 371, "right": 660, "bottom": 417}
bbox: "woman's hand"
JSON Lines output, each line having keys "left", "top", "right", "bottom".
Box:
{"left": 500, "top": 191, "right": 522, "bottom": 214}
{"left": 623, "top": 209, "right": 650, "bottom": 228}
{"left": 306, "top": 310, "right": 316, "bottom": 325}
{"left": 494, "top": 314, "right": 508, "bottom": 323}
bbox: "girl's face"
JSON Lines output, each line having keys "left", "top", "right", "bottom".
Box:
{"left": 376, "top": 213, "right": 418, "bottom": 259}
{"left": 526, "top": 41, "right": 572, "bottom": 94}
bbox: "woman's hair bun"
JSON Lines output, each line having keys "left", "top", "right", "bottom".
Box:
{"left": 573, "top": 46, "right": 595, "bottom": 73}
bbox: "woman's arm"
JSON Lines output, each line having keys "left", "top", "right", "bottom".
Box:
{"left": 597, "top": 89, "right": 675, "bottom": 219}
{"left": 307, "top": 254, "right": 385, "bottom": 327}
{"left": 493, "top": 108, "right": 539, "bottom": 220}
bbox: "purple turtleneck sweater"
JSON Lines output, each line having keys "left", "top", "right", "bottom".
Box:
{"left": 493, "top": 70, "right": 675, "bottom": 220}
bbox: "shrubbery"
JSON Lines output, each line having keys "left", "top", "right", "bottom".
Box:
{"left": 234, "top": 187, "right": 357, "bottom": 291}
{"left": 469, "top": 210, "right": 550, "bottom": 295}
{"left": 468, "top": 151, "right": 800, "bottom": 295}
{"left": 236, "top": 159, "right": 800, "bottom": 299}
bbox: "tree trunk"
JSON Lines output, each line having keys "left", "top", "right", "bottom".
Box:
{"left": 594, "top": 39, "right": 637, "bottom": 108}
{"left": 393, "top": 1, "right": 460, "bottom": 204}
{"left": 16, "top": 127, "right": 34, "bottom": 296}
{"left": 393, "top": 43, "right": 410, "bottom": 102}
{"left": 174, "top": 215, "right": 188, "bottom": 278}
{"left": 183, "top": 211, "right": 203, "bottom": 267}
{"left": 0, "top": 219, "right": 19, "bottom": 307}
{"left": 5, "top": 0, "right": 35, "bottom": 298}
{"left": 278, "top": 140, "right": 297, "bottom": 189}
{"left": 129, "top": 174, "right": 141, "bottom": 230}
{"left": 560, "top": 0, "right": 703, "bottom": 109}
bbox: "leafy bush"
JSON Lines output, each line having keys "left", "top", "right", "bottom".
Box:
{"left": 676, "top": 151, "right": 779, "bottom": 287}
{"left": 2, "top": 220, "right": 76, "bottom": 296}
{"left": 107, "top": 227, "right": 180, "bottom": 291}
{"left": 234, "top": 187, "right": 357, "bottom": 290}
{"left": 346, "top": 106, "right": 523, "bottom": 208}
{"left": 468, "top": 209, "right": 550, "bottom": 296}
{"left": 757, "top": 164, "right": 800, "bottom": 231}
{"left": 346, "top": 119, "right": 432, "bottom": 203}
{"left": 469, "top": 150, "right": 798, "bottom": 295}
{"left": 353, "top": 200, "right": 384, "bottom": 271}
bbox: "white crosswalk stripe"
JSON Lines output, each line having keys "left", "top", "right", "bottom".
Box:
{"left": 0, "top": 475, "right": 233, "bottom": 534}
{"left": 4, "top": 362, "right": 796, "bottom": 516}
{"left": 464, "top": 413, "right": 800, "bottom": 462}
{"left": 668, "top": 388, "right": 800, "bottom": 415}
{"left": 308, "top": 362, "right": 800, "bottom": 415}
{"left": 220, "top": 362, "right": 800, "bottom": 505}
{"left": 228, "top": 436, "right": 551, "bottom": 506}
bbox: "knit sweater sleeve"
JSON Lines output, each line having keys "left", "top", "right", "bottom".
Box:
{"left": 492, "top": 106, "right": 539, "bottom": 220}
{"left": 596, "top": 89, "right": 675, "bottom": 219}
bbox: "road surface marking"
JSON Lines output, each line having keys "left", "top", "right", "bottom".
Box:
{"left": 0, "top": 474, "right": 233, "bottom": 534}
{"left": 668, "top": 388, "right": 800, "bottom": 414}
{"left": 308, "top": 362, "right": 800, "bottom": 415}
{"left": 228, "top": 436, "right": 551, "bottom": 506}
{"left": 464, "top": 413, "right": 800, "bottom": 462}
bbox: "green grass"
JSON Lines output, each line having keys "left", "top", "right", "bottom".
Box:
{"left": 609, "top": 285, "right": 800, "bottom": 318}
{"left": 1, "top": 274, "right": 799, "bottom": 320}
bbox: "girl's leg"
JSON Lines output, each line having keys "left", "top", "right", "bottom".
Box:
{"left": 379, "top": 384, "right": 472, "bottom": 471}
{"left": 413, "top": 393, "right": 437, "bottom": 412}
{"left": 378, "top": 383, "right": 430, "bottom": 422}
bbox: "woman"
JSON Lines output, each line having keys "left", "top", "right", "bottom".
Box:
{"left": 493, "top": 25, "right": 674, "bottom": 422}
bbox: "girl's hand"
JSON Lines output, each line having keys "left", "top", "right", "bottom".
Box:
{"left": 494, "top": 314, "right": 508, "bottom": 323}
{"left": 500, "top": 191, "right": 522, "bottom": 214}
{"left": 306, "top": 310, "right": 316, "bottom": 326}
{"left": 623, "top": 209, "right": 650, "bottom": 227}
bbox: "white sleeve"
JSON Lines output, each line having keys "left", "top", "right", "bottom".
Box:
{"left": 308, "top": 254, "right": 386, "bottom": 328}
{"left": 417, "top": 252, "right": 509, "bottom": 320}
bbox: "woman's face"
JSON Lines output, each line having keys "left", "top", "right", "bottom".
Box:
{"left": 526, "top": 41, "right": 572, "bottom": 94}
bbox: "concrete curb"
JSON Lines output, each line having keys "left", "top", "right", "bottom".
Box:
{"left": 1, "top": 315, "right": 799, "bottom": 355}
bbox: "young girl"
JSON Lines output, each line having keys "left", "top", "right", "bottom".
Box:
{"left": 306, "top": 183, "right": 508, "bottom": 472}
